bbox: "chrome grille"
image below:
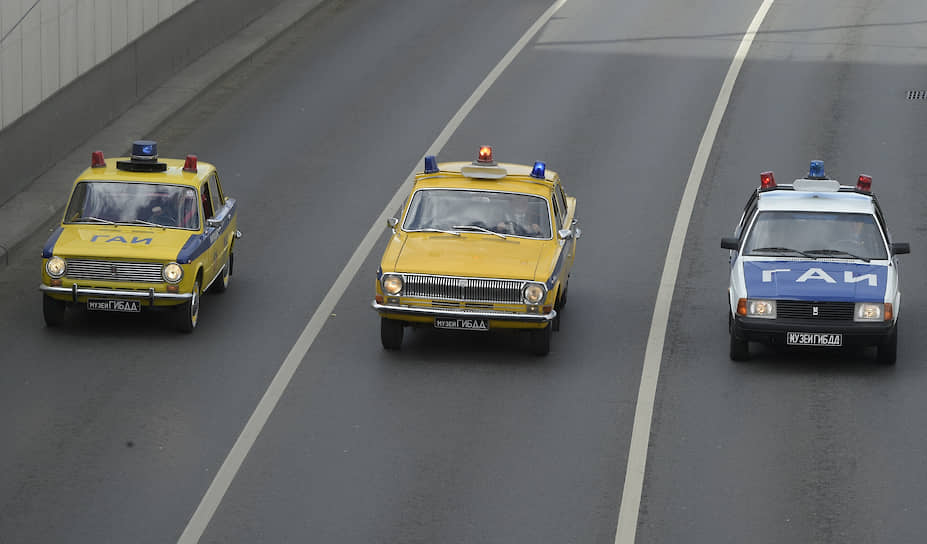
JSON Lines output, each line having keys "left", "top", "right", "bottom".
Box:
{"left": 66, "top": 259, "right": 164, "bottom": 283}
{"left": 777, "top": 300, "right": 855, "bottom": 321}
{"left": 403, "top": 274, "right": 524, "bottom": 303}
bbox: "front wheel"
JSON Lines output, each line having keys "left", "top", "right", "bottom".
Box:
{"left": 729, "top": 331, "right": 749, "bottom": 361}
{"left": 211, "top": 254, "right": 232, "bottom": 294}
{"left": 175, "top": 278, "right": 201, "bottom": 333}
{"left": 877, "top": 325, "right": 897, "bottom": 365}
{"left": 43, "top": 295, "right": 66, "bottom": 327}
{"left": 381, "top": 317, "right": 403, "bottom": 350}
{"left": 529, "top": 324, "right": 551, "bottom": 356}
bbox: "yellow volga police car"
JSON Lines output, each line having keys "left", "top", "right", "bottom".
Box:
{"left": 39, "top": 141, "right": 240, "bottom": 332}
{"left": 372, "top": 146, "right": 580, "bottom": 355}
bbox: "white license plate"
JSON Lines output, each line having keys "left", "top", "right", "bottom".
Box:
{"left": 434, "top": 318, "right": 489, "bottom": 331}
{"left": 87, "top": 299, "right": 141, "bottom": 312}
{"left": 787, "top": 332, "right": 842, "bottom": 346}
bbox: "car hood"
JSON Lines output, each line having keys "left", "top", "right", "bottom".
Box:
{"left": 394, "top": 233, "right": 544, "bottom": 280}
{"left": 742, "top": 259, "right": 889, "bottom": 301}
{"left": 50, "top": 225, "right": 196, "bottom": 261}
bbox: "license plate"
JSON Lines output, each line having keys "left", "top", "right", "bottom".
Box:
{"left": 434, "top": 317, "right": 489, "bottom": 331}
{"left": 87, "top": 299, "right": 141, "bottom": 312}
{"left": 787, "top": 332, "right": 842, "bottom": 346}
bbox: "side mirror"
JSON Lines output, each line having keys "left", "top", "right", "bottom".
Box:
{"left": 386, "top": 217, "right": 399, "bottom": 229}
{"left": 558, "top": 229, "right": 574, "bottom": 240}
{"left": 206, "top": 217, "right": 223, "bottom": 229}
{"left": 721, "top": 237, "right": 739, "bottom": 250}
{"left": 892, "top": 242, "right": 910, "bottom": 255}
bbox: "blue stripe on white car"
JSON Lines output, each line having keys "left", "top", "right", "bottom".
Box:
{"left": 743, "top": 260, "right": 887, "bottom": 302}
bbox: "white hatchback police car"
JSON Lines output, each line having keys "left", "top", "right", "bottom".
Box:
{"left": 721, "top": 161, "right": 910, "bottom": 364}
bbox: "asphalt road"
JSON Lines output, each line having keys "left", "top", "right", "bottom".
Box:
{"left": 2, "top": 0, "right": 927, "bottom": 542}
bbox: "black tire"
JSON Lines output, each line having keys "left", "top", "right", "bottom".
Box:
{"left": 43, "top": 295, "right": 66, "bottom": 327}
{"left": 877, "top": 325, "right": 897, "bottom": 365}
{"left": 211, "top": 253, "right": 232, "bottom": 294}
{"left": 381, "top": 317, "right": 403, "bottom": 350}
{"left": 175, "top": 278, "right": 201, "bottom": 333}
{"left": 552, "top": 291, "right": 563, "bottom": 332}
{"left": 529, "top": 324, "right": 552, "bottom": 356}
{"left": 729, "top": 331, "right": 749, "bottom": 361}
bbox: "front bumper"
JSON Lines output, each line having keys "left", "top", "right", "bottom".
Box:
{"left": 40, "top": 283, "right": 193, "bottom": 304}
{"left": 371, "top": 301, "right": 556, "bottom": 323}
{"left": 732, "top": 315, "right": 895, "bottom": 346}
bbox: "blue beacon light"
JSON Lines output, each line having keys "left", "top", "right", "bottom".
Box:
{"left": 424, "top": 155, "right": 439, "bottom": 174}
{"left": 530, "top": 161, "right": 546, "bottom": 179}
{"left": 131, "top": 140, "right": 158, "bottom": 161}
{"left": 808, "top": 160, "right": 826, "bottom": 179}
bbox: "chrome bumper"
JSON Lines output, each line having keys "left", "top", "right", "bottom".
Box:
{"left": 371, "top": 301, "right": 556, "bottom": 323}
{"left": 40, "top": 284, "right": 193, "bottom": 303}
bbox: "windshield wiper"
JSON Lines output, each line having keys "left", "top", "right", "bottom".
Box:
{"left": 417, "top": 227, "right": 460, "bottom": 236}
{"left": 803, "top": 248, "right": 870, "bottom": 262}
{"left": 72, "top": 216, "right": 115, "bottom": 225}
{"left": 123, "top": 219, "right": 164, "bottom": 228}
{"left": 750, "top": 246, "right": 815, "bottom": 258}
{"left": 452, "top": 225, "right": 507, "bottom": 239}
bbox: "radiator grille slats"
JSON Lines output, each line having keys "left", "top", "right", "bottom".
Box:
{"left": 403, "top": 274, "right": 523, "bottom": 303}
{"left": 66, "top": 259, "right": 164, "bottom": 283}
{"left": 776, "top": 300, "right": 855, "bottom": 321}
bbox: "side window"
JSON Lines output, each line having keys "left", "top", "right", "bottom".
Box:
{"left": 201, "top": 181, "right": 214, "bottom": 221}
{"left": 735, "top": 194, "right": 758, "bottom": 239}
{"left": 551, "top": 193, "right": 564, "bottom": 230}
{"left": 207, "top": 173, "right": 222, "bottom": 213}
{"left": 553, "top": 184, "right": 567, "bottom": 222}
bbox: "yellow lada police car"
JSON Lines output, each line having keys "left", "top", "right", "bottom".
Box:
{"left": 39, "top": 141, "right": 240, "bottom": 332}
{"left": 372, "top": 146, "right": 580, "bottom": 355}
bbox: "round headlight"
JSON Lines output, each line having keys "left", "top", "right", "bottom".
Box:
{"left": 523, "top": 283, "right": 546, "bottom": 304}
{"left": 162, "top": 263, "right": 183, "bottom": 284}
{"left": 382, "top": 274, "right": 403, "bottom": 295}
{"left": 46, "top": 256, "right": 66, "bottom": 278}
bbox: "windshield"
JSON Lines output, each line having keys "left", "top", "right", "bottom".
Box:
{"left": 402, "top": 189, "right": 552, "bottom": 239}
{"left": 64, "top": 181, "right": 200, "bottom": 229}
{"left": 743, "top": 211, "right": 888, "bottom": 260}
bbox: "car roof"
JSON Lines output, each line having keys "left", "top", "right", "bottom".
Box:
{"left": 74, "top": 158, "right": 215, "bottom": 188}
{"left": 756, "top": 187, "right": 876, "bottom": 215}
{"left": 413, "top": 161, "right": 560, "bottom": 198}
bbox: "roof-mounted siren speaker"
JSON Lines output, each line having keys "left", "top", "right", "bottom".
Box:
{"left": 760, "top": 171, "right": 776, "bottom": 189}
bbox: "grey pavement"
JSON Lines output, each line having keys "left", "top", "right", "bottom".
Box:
{"left": 0, "top": 0, "right": 324, "bottom": 269}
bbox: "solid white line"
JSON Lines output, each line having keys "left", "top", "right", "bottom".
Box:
{"left": 176, "top": 1, "right": 570, "bottom": 542}
{"left": 613, "top": 1, "right": 775, "bottom": 543}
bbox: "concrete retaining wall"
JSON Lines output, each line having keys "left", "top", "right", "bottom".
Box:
{"left": 0, "top": 0, "right": 285, "bottom": 207}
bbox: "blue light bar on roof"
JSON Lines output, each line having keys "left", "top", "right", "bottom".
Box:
{"left": 530, "top": 161, "right": 546, "bottom": 179}
{"left": 424, "top": 155, "right": 438, "bottom": 174}
{"left": 808, "top": 159, "right": 826, "bottom": 179}
{"left": 131, "top": 140, "right": 158, "bottom": 161}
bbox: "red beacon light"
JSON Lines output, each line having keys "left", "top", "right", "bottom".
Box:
{"left": 183, "top": 154, "right": 198, "bottom": 173}
{"left": 91, "top": 150, "right": 106, "bottom": 168}
{"left": 477, "top": 145, "right": 494, "bottom": 164}
{"left": 760, "top": 171, "right": 776, "bottom": 189}
{"left": 856, "top": 174, "right": 872, "bottom": 192}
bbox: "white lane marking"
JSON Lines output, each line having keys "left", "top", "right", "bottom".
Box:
{"left": 176, "top": 1, "right": 570, "bottom": 542}
{"left": 613, "top": 1, "right": 774, "bottom": 543}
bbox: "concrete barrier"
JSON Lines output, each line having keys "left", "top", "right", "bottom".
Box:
{"left": 0, "top": 0, "right": 286, "bottom": 208}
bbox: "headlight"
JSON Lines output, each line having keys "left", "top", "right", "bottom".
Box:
{"left": 162, "top": 263, "right": 183, "bottom": 284}
{"left": 46, "top": 256, "right": 66, "bottom": 278}
{"left": 855, "top": 302, "right": 886, "bottom": 322}
{"left": 523, "top": 282, "right": 546, "bottom": 304}
{"left": 382, "top": 274, "right": 403, "bottom": 295}
{"left": 746, "top": 299, "right": 776, "bottom": 319}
